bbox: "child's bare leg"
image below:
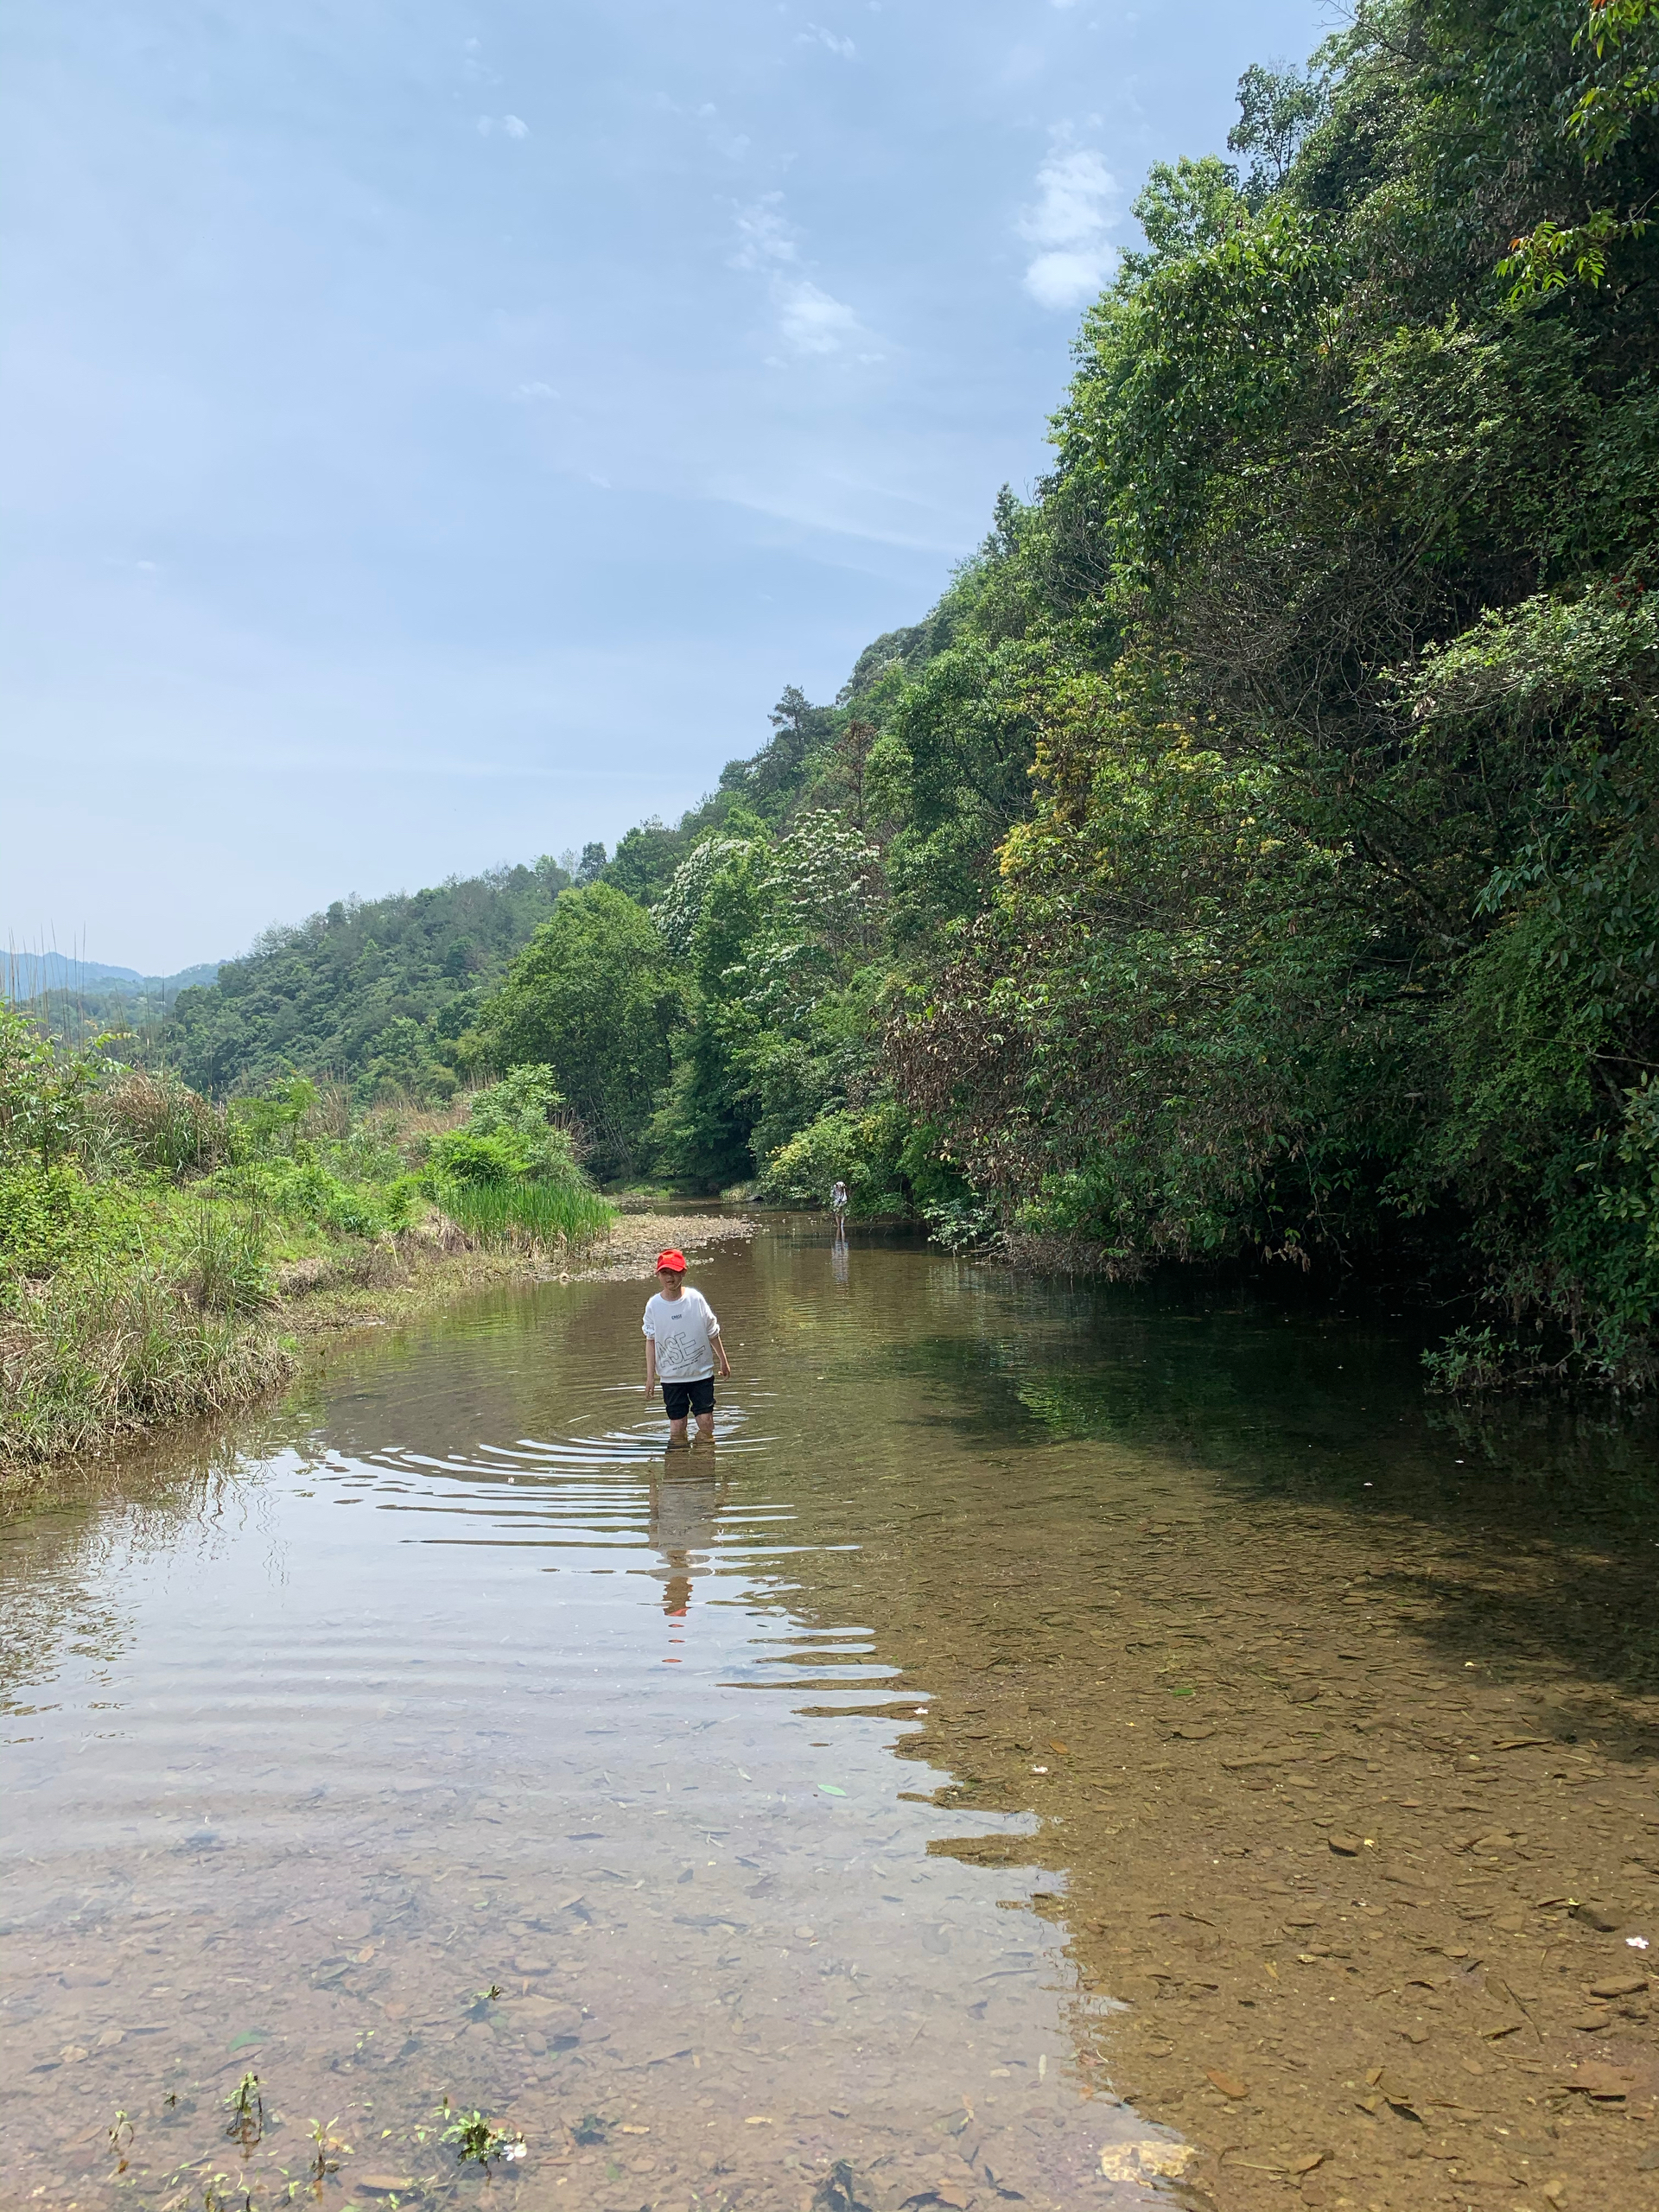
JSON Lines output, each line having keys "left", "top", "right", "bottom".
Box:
{"left": 667, "top": 1416, "right": 690, "bottom": 1446}
{"left": 693, "top": 1412, "right": 715, "bottom": 1441}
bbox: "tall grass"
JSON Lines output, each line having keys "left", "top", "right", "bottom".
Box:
{"left": 0, "top": 1258, "right": 292, "bottom": 1468}
{"left": 436, "top": 1175, "right": 613, "bottom": 1252}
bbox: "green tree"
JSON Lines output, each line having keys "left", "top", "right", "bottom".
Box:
{"left": 467, "top": 885, "right": 678, "bottom": 1179}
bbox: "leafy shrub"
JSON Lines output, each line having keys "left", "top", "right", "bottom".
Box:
{"left": 0, "top": 1161, "right": 148, "bottom": 1283}
{"left": 760, "top": 1108, "right": 906, "bottom": 1212}
{"left": 232, "top": 1156, "right": 411, "bottom": 1237}
{"left": 423, "top": 1129, "right": 527, "bottom": 1187}
{"left": 465, "top": 1065, "right": 582, "bottom": 1179}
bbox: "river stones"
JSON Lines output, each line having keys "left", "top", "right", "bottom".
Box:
{"left": 509, "top": 1993, "right": 582, "bottom": 2038}
{"left": 1570, "top": 1899, "right": 1625, "bottom": 1932}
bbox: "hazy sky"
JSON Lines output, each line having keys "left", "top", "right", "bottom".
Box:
{"left": 2, "top": 0, "right": 1325, "bottom": 973}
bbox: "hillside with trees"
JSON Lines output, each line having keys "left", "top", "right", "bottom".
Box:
{"left": 159, "top": 859, "right": 574, "bottom": 1100}
{"left": 149, "top": 0, "right": 1659, "bottom": 1384}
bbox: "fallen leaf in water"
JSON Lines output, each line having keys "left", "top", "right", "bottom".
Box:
{"left": 358, "top": 2180, "right": 416, "bottom": 2197}
{"left": 1493, "top": 1737, "right": 1552, "bottom": 1750}
{"left": 1205, "top": 2069, "right": 1249, "bottom": 2099}
{"left": 817, "top": 1783, "right": 847, "bottom": 1798}
{"left": 1292, "top": 2152, "right": 1327, "bottom": 2174}
{"left": 745, "top": 2115, "right": 775, "bottom": 2125}
{"left": 1049, "top": 1740, "right": 1069, "bottom": 1755}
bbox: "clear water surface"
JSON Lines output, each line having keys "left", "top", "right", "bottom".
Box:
{"left": 3, "top": 1224, "right": 1656, "bottom": 2212}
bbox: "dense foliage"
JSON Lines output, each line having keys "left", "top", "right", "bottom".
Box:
{"left": 0, "top": 1005, "right": 608, "bottom": 1466}
{"left": 143, "top": 0, "right": 1658, "bottom": 1383}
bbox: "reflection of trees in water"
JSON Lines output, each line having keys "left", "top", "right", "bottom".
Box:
{"left": 881, "top": 1287, "right": 1659, "bottom": 1694}
{"left": 0, "top": 1401, "right": 327, "bottom": 1715}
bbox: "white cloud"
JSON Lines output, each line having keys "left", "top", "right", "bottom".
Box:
{"left": 731, "top": 194, "right": 798, "bottom": 270}
{"left": 1019, "top": 139, "right": 1117, "bottom": 307}
{"left": 476, "top": 114, "right": 530, "bottom": 139}
{"left": 798, "top": 24, "right": 856, "bottom": 57}
{"left": 513, "top": 380, "right": 557, "bottom": 401}
{"left": 1023, "top": 246, "right": 1116, "bottom": 307}
{"left": 696, "top": 103, "right": 750, "bottom": 161}
{"left": 778, "top": 281, "right": 861, "bottom": 354}
{"left": 730, "top": 200, "right": 874, "bottom": 357}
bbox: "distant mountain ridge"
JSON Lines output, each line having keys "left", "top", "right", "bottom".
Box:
{"left": 1, "top": 951, "right": 224, "bottom": 1001}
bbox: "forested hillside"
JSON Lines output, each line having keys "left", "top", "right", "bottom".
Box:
{"left": 153, "top": 0, "right": 1659, "bottom": 1382}
{"left": 160, "top": 860, "right": 571, "bottom": 1098}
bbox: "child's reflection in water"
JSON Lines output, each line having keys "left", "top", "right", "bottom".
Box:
{"left": 649, "top": 1465, "right": 723, "bottom": 1661}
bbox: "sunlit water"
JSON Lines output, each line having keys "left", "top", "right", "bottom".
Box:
{"left": 3, "top": 1225, "right": 1656, "bottom": 2212}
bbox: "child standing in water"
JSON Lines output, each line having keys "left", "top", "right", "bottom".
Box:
{"left": 642, "top": 1249, "right": 731, "bottom": 1444}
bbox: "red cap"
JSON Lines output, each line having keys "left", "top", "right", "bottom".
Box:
{"left": 655, "top": 1249, "right": 687, "bottom": 1273}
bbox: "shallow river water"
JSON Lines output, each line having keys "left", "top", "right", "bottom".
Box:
{"left": 3, "top": 1224, "right": 1658, "bottom": 2212}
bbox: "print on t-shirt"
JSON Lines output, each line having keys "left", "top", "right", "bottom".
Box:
{"left": 642, "top": 1287, "right": 721, "bottom": 1382}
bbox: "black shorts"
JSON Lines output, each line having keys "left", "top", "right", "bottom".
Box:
{"left": 662, "top": 1376, "right": 715, "bottom": 1421}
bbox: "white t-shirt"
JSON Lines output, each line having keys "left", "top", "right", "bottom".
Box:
{"left": 642, "top": 1287, "right": 721, "bottom": 1382}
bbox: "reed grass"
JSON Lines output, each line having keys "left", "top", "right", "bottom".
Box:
{"left": 0, "top": 1258, "right": 293, "bottom": 1468}
{"left": 435, "top": 1174, "right": 613, "bottom": 1251}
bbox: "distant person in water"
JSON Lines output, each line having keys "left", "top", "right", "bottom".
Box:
{"left": 830, "top": 1179, "right": 849, "bottom": 1233}
{"left": 642, "top": 1249, "right": 731, "bottom": 1445}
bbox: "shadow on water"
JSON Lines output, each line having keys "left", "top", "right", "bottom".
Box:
{"left": 879, "top": 1274, "right": 1659, "bottom": 1711}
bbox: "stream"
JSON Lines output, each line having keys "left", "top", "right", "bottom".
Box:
{"left": 3, "top": 1222, "right": 1657, "bottom": 2212}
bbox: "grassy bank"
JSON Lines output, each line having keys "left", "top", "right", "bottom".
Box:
{"left": 0, "top": 1011, "right": 616, "bottom": 1484}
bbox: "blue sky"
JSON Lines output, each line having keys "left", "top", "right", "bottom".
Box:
{"left": 2, "top": 0, "right": 1325, "bottom": 974}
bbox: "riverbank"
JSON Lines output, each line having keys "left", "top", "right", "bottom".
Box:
{"left": 274, "top": 1207, "right": 757, "bottom": 1338}
{"left": 0, "top": 1211, "right": 757, "bottom": 1498}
